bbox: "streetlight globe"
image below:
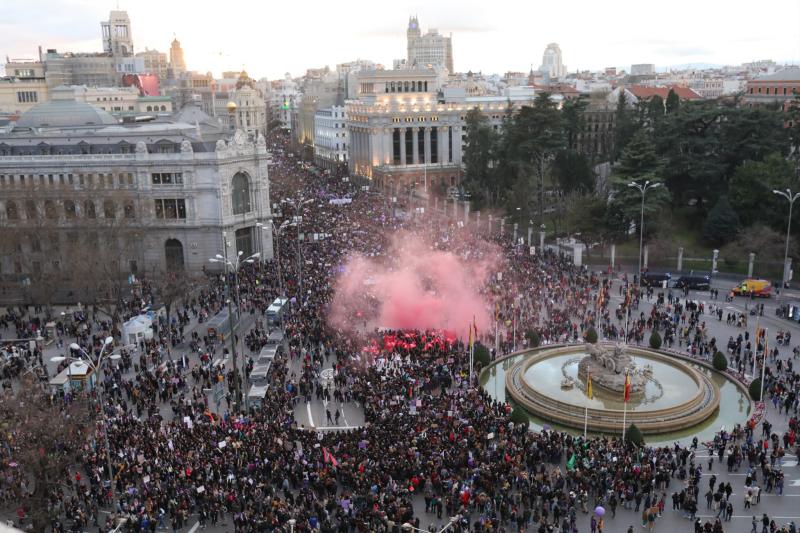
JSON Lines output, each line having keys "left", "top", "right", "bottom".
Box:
{"left": 216, "top": 254, "right": 224, "bottom": 260}
{"left": 109, "top": 354, "right": 121, "bottom": 360}
{"left": 69, "top": 343, "right": 81, "bottom": 351}
{"left": 50, "top": 356, "right": 66, "bottom": 363}
{"left": 104, "top": 336, "right": 114, "bottom": 345}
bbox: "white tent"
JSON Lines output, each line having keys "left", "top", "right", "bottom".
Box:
{"left": 122, "top": 315, "right": 153, "bottom": 346}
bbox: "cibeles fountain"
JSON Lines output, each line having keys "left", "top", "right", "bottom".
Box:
{"left": 503, "top": 341, "right": 726, "bottom": 435}
{"left": 578, "top": 342, "right": 648, "bottom": 397}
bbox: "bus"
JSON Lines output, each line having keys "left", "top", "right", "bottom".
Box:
{"left": 266, "top": 298, "right": 288, "bottom": 326}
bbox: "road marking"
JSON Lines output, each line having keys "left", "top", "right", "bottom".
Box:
{"left": 790, "top": 479, "right": 800, "bottom": 487}
{"left": 308, "top": 425, "right": 361, "bottom": 431}
{"left": 187, "top": 523, "right": 199, "bottom": 533}
{"left": 306, "top": 402, "right": 315, "bottom": 428}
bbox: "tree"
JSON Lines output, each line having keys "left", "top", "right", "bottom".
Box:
{"left": 463, "top": 107, "right": 499, "bottom": 208}
{"left": 614, "top": 90, "right": 639, "bottom": 160}
{"left": 145, "top": 269, "right": 201, "bottom": 360}
{"left": 561, "top": 96, "right": 588, "bottom": 150}
{"left": 721, "top": 223, "right": 796, "bottom": 269}
{"left": 609, "top": 130, "right": 670, "bottom": 226}
{"left": 564, "top": 193, "right": 621, "bottom": 258}
{"left": 665, "top": 89, "right": 680, "bottom": 114}
{"left": 0, "top": 376, "right": 94, "bottom": 531}
{"left": 729, "top": 153, "right": 796, "bottom": 229}
{"left": 649, "top": 330, "right": 662, "bottom": 350}
{"left": 702, "top": 195, "right": 740, "bottom": 245}
{"left": 713, "top": 351, "right": 728, "bottom": 371}
{"left": 552, "top": 150, "right": 594, "bottom": 193}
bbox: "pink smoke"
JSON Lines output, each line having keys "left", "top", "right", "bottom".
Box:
{"left": 329, "top": 231, "right": 500, "bottom": 339}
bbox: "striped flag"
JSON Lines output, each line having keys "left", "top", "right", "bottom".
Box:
{"left": 623, "top": 371, "right": 631, "bottom": 403}
{"left": 468, "top": 322, "right": 474, "bottom": 350}
{"left": 587, "top": 374, "right": 593, "bottom": 400}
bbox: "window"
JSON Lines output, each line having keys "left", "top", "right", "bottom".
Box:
{"left": 6, "top": 200, "right": 18, "bottom": 220}
{"left": 154, "top": 199, "right": 187, "bottom": 219}
{"left": 85, "top": 200, "right": 96, "bottom": 218}
{"left": 152, "top": 172, "right": 183, "bottom": 185}
{"left": 231, "top": 172, "right": 251, "bottom": 215}
{"left": 124, "top": 202, "right": 135, "bottom": 219}
{"left": 16, "top": 91, "right": 38, "bottom": 103}
{"left": 25, "top": 200, "right": 37, "bottom": 219}
{"left": 64, "top": 200, "right": 76, "bottom": 219}
{"left": 104, "top": 199, "right": 116, "bottom": 219}
{"left": 44, "top": 200, "right": 57, "bottom": 219}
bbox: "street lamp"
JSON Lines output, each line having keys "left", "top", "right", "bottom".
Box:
{"left": 52, "top": 338, "right": 121, "bottom": 517}
{"left": 628, "top": 180, "right": 661, "bottom": 281}
{"left": 401, "top": 515, "right": 461, "bottom": 533}
{"left": 209, "top": 236, "right": 261, "bottom": 412}
{"left": 773, "top": 188, "right": 800, "bottom": 290}
{"left": 259, "top": 219, "right": 293, "bottom": 299}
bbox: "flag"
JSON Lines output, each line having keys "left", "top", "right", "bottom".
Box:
{"left": 495, "top": 303, "right": 500, "bottom": 321}
{"left": 468, "top": 322, "right": 474, "bottom": 351}
{"left": 623, "top": 371, "right": 631, "bottom": 403}
{"left": 566, "top": 453, "right": 576, "bottom": 470}
{"left": 473, "top": 315, "right": 478, "bottom": 341}
{"left": 322, "top": 447, "right": 339, "bottom": 468}
{"left": 587, "top": 374, "right": 593, "bottom": 400}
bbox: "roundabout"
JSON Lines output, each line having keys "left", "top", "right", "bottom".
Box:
{"left": 497, "top": 343, "right": 748, "bottom": 437}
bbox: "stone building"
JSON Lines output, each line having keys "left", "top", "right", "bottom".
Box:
{"left": 0, "top": 89, "right": 272, "bottom": 303}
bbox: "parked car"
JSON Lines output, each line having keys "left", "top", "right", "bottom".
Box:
{"left": 674, "top": 275, "right": 711, "bottom": 291}
{"left": 641, "top": 272, "right": 671, "bottom": 287}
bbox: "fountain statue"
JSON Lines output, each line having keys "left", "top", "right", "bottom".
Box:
{"left": 577, "top": 343, "right": 647, "bottom": 397}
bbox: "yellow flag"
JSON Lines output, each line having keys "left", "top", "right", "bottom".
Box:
{"left": 468, "top": 322, "right": 474, "bottom": 350}
{"left": 587, "top": 374, "right": 593, "bottom": 400}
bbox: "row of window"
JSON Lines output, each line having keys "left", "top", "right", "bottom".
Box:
{"left": 5, "top": 199, "right": 135, "bottom": 220}
{"left": 16, "top": 91, "right": 38, "bottom": 103}
{"left": 385, "top": 81, "right": 429, "bottom": 93}
{"left": 749, "top": 86, "right": 797, "bottom": 96}
{"left": 151, "top": 172, "right": 183, "bottom": 185}
{"left": 0, "top": 172, "right": 135, "bottom": 188}
{"left": 391, "top": 116, "right": 440, "bottom": 123}
{"left": 154, "top": 199, "right": 187, "bottom": 219}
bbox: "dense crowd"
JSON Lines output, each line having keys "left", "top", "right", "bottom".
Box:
{"left": 1, "top": 132, "right": 800, "bottom": 533}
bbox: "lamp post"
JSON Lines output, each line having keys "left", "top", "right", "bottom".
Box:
{"left": 52, "top": 337, "right": 121, "bottom": 516}
{"left": 773, "top": 188, "right": 800, "bottom": 290}
{"left": 402, "top": 514, "right": 461, "bottom": 533}
{"left": 628, "top": 180, "right": 661, "bottom": 282}
{"left": 209, "top": 235, "right": 261, "bottom": 412}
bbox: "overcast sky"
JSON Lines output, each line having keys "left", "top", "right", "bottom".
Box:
{"left": 1, "top": 0, "right": 799, "bottom": 79}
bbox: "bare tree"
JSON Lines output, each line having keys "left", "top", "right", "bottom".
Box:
{"left": 0, "top": 376, "right": 94, "bottom": 531}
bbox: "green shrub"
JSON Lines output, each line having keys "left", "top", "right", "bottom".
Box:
{"left": 473, "top": 343, "right": 490, "bottom": 367}
{"left": 749, "top": 378, "right": 762, "bottom": 401}
{"left": 525, "top": 330, "right": 540, "bottom": 348}
{"left": 712, "top": 351, "right": 728, "bottom": 371}
{"left": 509, "top": 406, "right": 529, "bottom": 425}
{"left": 585, "top": 327, "right": 598, "bottom": 344}
{"left": 626, "top": 423, "right": 644, "bottom": 446}
{"left": 649, "top": 330, "right": 662, "bottom": 350}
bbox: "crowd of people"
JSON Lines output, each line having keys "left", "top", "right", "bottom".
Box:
{"left": 1, "top": 132, "right": 800, "bottom": 533}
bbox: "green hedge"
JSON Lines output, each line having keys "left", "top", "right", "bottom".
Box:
{"left": 509, "top": 406, "right": 529, "bottom": 425}
{"left": 626, "top": 423, "right": 644, "bottom": 446}
{"left": 749, "top": 378, "right": 762, "bottom": 401}
{"left": 473, "top": 343, "right": 490, "bottom": 367}
{"left": 525, "top": 330, "right": 540, "bottom": 348}
{"left": 585, "top": 327, "right": 598, "bottom": 344}
{"left": 649, "top": 330, "right": 662, "bottom": 350}
{"left": 712, "top": 351, "right": 728, "bottom": 371}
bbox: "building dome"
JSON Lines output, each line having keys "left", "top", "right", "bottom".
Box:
{"left": 15, "top": 87, "right": 118, "bottom": 129}
{"left": 226, "top": 101, "right": 238, "bottom": 112}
